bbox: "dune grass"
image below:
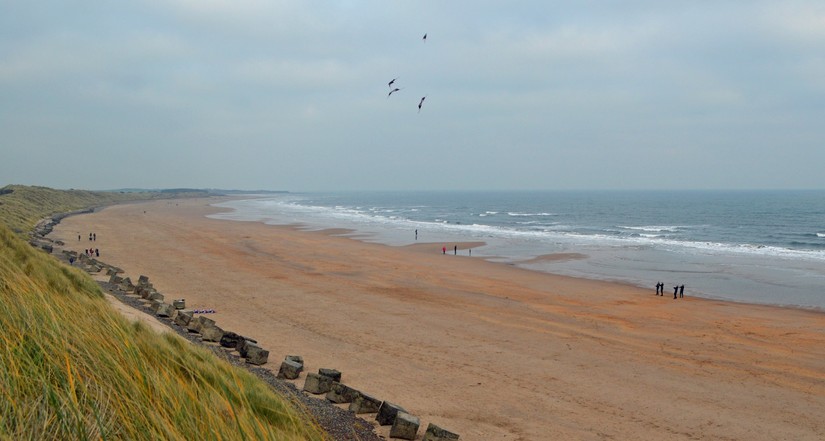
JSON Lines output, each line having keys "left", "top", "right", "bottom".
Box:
{"left": 0, "top": 184, "right": 208, "bottom": 236}
{"left": 0, "top": 188, "right": 328, "bottom": 441}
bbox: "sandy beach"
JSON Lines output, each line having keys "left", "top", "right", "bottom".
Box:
{"left": 50, "top": 197, "right": 825, "bottom": 441}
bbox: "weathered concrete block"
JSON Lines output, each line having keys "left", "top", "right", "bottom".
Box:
{"left": 325, "top": 382, "right": 359, "bottom": 404}
{"left": 172, "top": 299, "right": 185, "bottom": 310}
{"left": 119, "top": 278, "right": 134, "bottom": 292}
{"left": 285, "top": 355, "right": 304, "bottom": 366}
{"left": 238, "top": 339, "right": 259, "bottom": 357}
{"left": 318, "top": 368, "right": 342, "bottom": 382}
{"left": 186, "top": 315, "right": 214, "bottom": 334}
{"left": 422, "top": 423, "right": 460, "bottom": 441}
{"left": 219, "top": 332, "right": 242, "bottom": 349}
{"left": 156, "top": 303, "right": 175, "bottom": 318}
{"left": 136, "top": 285, "right": 151, "bottom": 299}
{"left": 174, "top": 310, "right": 193, "bottom": 327}
{"left": 376, "top": 401, "right": 407, "bottom": 426}
{"left": 245, "top": 345, "right": 269, "bottom": 365}
{"left": 235, "top": 337, "right": 257, "bottom": 352}
{"left": 149, "top": 300, "right": 163, "bottom": 313}
{"left": 303, "top": 373, "right": 334, "bottom": 395}
{"left": 390, "top": 412, "right": 420, "bottom": 440}
{"left": 109, "top": 274, "right": 123, "bottom": 284}
{"left": 201, "top": 325, "right": 225, "bottom": 343}
{"left": 148, "top": 291, "right": 164, "bottom": 302}
{"left": 137, "top": 275, "right": 150, "bottom": 286}
{"left": 277, "top": 359, "right": 303, "bottom": 379}
{"left": 349, "top": 391, "right": 382, "bottom": 414}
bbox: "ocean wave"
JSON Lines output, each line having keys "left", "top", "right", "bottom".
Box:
{"left": 211, "top": 197, "right": 825, "bottom": 262}
{"left": 507, "top": 212, "right": 556, "bottom": 217}
{"left": 619, "top": 225, "right": 681, "bottom": 233}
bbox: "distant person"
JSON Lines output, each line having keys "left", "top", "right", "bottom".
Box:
{"left": 679, "top": 285, "right": 685, "bottom": 298}
{"left": 415, "top": 229, "right": 418, "bottom": 240}
{"left": 78, "top": 234, "right": 81, "bottom": 241}
{"left": 673, "top": 286, "right": 678, "bottom": 299}
{"left": 454, "top": 245, "right": 457, "bottom": 255}
{"left": 69, "top": 256, "right": 74, "bottom": 265}
{"left": 655, "top": 282, "right": 661, "bottom": 295}
{"left": 93, "top": 233, "right": 96, "bottom": 241}
{"left": 469, "top": 249, "right": 472, "bottom": 256}
{"left": 95, "top": 248, "right": 99, "bottom": 257}
{"left": 89, "top": 233, "right": 93, "bottom": 241}
{"left": 442, "top": 246, "right": 446, "bottom": 254}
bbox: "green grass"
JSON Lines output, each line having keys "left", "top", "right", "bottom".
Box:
{"left": 0, "top": 184, "right": 209, "bottom": 236}
{"left": 0, "top": 186, "right": 328, "bottom": 441}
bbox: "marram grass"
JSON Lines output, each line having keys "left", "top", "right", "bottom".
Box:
{"left": 0, "top": 184, "right": 208, "bottom": 236}
{"left": 0, "top": 224, "right": 327, "bottom": 440}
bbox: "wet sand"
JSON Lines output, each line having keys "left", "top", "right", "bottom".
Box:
{"left": 50, "top": 197, "right": 825, "bottom": 440}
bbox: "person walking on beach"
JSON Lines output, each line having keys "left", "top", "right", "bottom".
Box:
{"left": 673, "top": 286, "right": 679, "bottom": 299}
{"left": 415, "top": 229, "right": 418, "bottom": 240}
{"left": 679, "top": 284, "right": 685, "bottom": 298}
{"left": 442, "top": 246, "right": 446, "bottom": 254}
{"left": 454, "top": 245, "right": 457, "bottom": 255}
{"left": 655, "top": 282, "right": 661, "bottom": 295}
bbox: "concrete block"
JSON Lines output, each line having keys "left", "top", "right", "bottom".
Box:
{"left": 349, "top": 391, "right": 382, "bottom": 414}
{"left": 201, "top": 325, "right": 225, "bottom": 342}
{"left": 303, "top": 373, "right": 334, "bottom": 395}
{"left": 245, "top": 345, "right": 269, "bottom": 365}
{"left": 277, "top": 359, "right": 303, "bottom": 379}
{"left": 390, "top": 412, "right": 420, "bottom": 440}
{"left": 156, "top": 302, "right": 175, "bottom": 318}
{"left": 318, "top": 368, "right": 342, "bottom": 382}
{"left": 174, "top": 310, "right": 193, "bottom": 327}
{"left": 325, "top": 382, "right": 358, "bottom": 404}
{"left": 422, "top": 423, "right": 460, "bottom": 441}
{"left": 376, "top": 401, "right": 407, "bottom": 426}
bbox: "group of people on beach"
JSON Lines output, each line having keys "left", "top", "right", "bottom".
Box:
{"left": 656, "top": 282, "right": 685, "bottom": 299}
{"left": 72, "top": 232, "right": 100, "bottom": 262}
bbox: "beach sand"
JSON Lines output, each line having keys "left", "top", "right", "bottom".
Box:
{"left": 50, "top": 197, "right": 825, "bottom": 440}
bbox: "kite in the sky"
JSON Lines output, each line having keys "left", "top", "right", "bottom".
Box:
{"left": 418, "top": 96, "right": 427, "bottom": 112}
{"left": 388, "top": 88, "right": 401, "bottom": 98}
{"left": 388, "top": 77, "right": 398, "bottom": 88}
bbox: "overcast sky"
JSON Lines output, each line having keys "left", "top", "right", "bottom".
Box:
{"left": 2, "top": 1, "right": 824, "bottom": 191}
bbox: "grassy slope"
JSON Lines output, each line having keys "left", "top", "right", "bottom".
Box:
{"left": 0, "top": 184, "right": 209, "bottom": 235}
{"left": 0, "top": 186, "right": 326, "bottom": 440}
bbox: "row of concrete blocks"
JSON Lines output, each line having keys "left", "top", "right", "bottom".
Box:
{"left": 280, "top": 357, "right": 460, "bottom": 441}
{"left": 121, "top": 274, "right": 457, "bottom": 440}
{"left": 63, "top": 250, "right": 109, "bottom": 274}
{"left": 131, "top": 275, "right": 271, "bottom": 366}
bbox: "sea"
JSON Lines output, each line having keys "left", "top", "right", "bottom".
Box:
{"left": 208, "top": 190, "right": 825, "bottom": 311}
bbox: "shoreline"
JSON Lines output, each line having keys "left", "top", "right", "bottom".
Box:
{"left": 209, "top": 193, "right": 825, "bottom": 311}
{"left": 48, "top": 196, "right": 825, "bottom": 440}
